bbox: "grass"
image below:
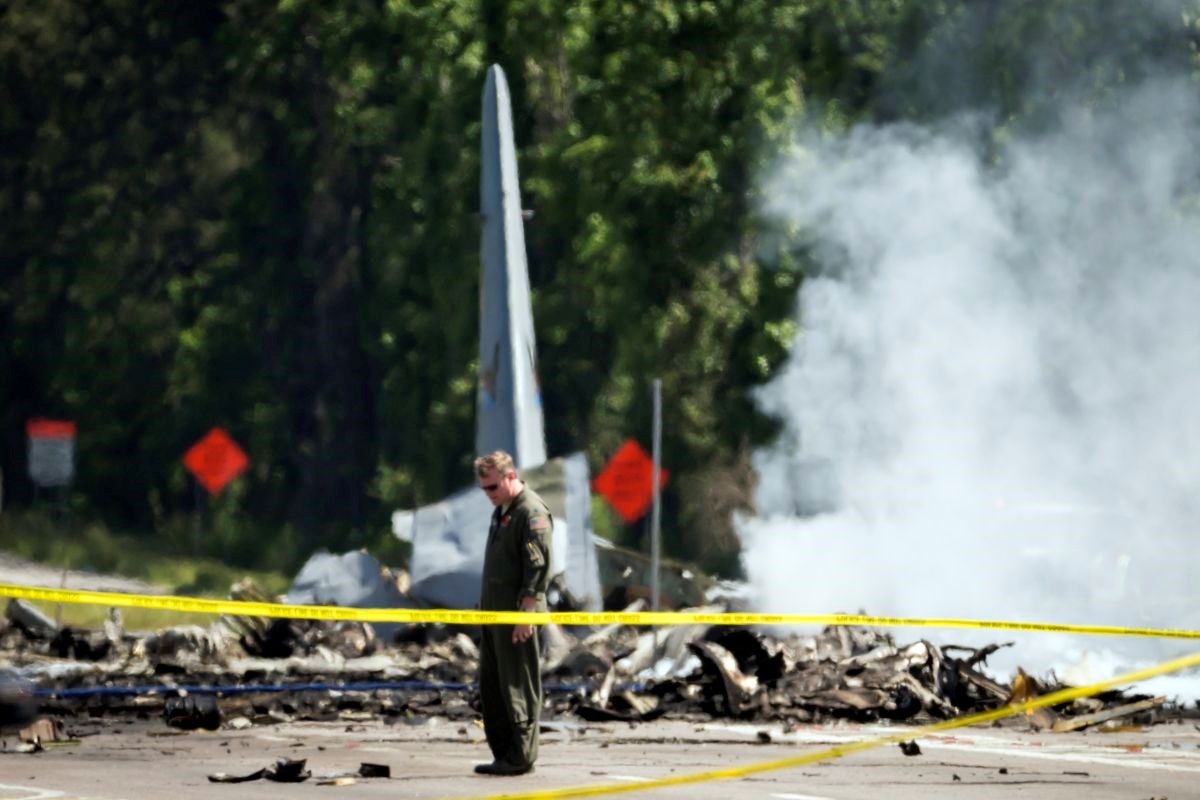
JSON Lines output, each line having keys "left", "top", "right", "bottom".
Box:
{"left": 2, "top": 509, "right": 291, "bottom": 631}
{"left": 28, "top": 604, "right": 231, "bottom": 631}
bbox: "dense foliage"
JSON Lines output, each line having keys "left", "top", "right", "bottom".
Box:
{"left": 2, "top": 1, "right": 1198, "bottom": 575}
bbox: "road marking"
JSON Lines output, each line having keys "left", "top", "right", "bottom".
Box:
{"left": 920, "top": 738, "right": 1200, "bottom": 774}
{"left": 0, "top": 785, "right": 66, "bottom": 800}
{"left": 907, "top": 728, "right": 1200, "bottom": 773}
{"left": 709, "top": 722, "right": 1200, "bottom": 774}
{"left": 607, "top": 776, "right": 652, "bottom": 783}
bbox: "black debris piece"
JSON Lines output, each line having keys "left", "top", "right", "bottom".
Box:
{"left": 265, "top": 757, "right": 311, "bottom": 782}
{"left": 208, "top": 769, "right": 267, "bottom": 784}
{"left": 164, "top": 695, "right": 222, "bottom": 731}
{"left": 5, "top": 599, "right": 58, "bottom": 639}
{"left": 358, "top": 763, "right": 391, "bottom": 778}
{"left": 0, "top": 669, "right": 36, "bottom": 730}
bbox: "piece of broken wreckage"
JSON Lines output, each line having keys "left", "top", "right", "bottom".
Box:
{"left": 0, "top": 589, "right": 1170, "bottom": 736}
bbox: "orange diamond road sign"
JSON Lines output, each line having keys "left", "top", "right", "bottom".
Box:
{"left": 592, "top": 439, "right": 669, "bottom": 524}
{"left": 183, "top": 427, "right": 249, "bottom": 496}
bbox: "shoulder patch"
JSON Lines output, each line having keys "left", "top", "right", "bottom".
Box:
{"left": 525, "top": 540, "right": 545, "bottom": 567}
{"left": 529, "top": 515, "right": 550, "bottom": 532}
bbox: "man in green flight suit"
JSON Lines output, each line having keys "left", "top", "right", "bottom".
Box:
{"left": 473, "top": 450, "right": 553, "bottom": 776}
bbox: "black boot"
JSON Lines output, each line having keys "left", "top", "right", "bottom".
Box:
{"left": 474, "top": 761, "right": 533, "bottom": 776}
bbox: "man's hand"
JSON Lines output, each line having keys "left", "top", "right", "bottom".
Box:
{"left": 512, "top": 622, "right": 534, "bottom": 644}
{"left": 512, "top": 597, "right": 537, "bottom": 644}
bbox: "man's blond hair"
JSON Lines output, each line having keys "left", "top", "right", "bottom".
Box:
{"left": 474, "top": 450, "right": 515, "bottom": 478}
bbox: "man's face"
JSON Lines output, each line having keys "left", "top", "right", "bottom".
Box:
{"left": 478, "top": 467, "right": 518, "bottom": 506}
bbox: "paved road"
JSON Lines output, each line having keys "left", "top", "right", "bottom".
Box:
{"left": 2, "top": 716, "right": 1198, "bottom": 799}
{"left": 0, "top": 554, "right": 163, "bottom": 596}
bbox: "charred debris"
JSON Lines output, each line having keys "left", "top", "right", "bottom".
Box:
{"left": 0, "top": 579, "right": 1181, "bottom": 736}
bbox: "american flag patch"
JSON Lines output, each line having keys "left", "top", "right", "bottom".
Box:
{"left": 529, "top": 516, "right": 549, "bottom": 531}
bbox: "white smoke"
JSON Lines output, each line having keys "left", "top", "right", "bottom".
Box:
{"left": 745, "top": 79, "right": 1200, "bottom": 692}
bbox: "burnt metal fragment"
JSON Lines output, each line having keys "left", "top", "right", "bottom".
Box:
{"left": 208, "top": 769, "right": 267, "bottom": 784}
{"left": 707, "top": 628, "right": 788, "bottom": 686}
{"left": 49, "top": 627, "right": 111, "bottom": 661}
{"left": 0, "top": 669, "right": 36, "bottom": 731}
{"left": 1051, "top": 695, "right": 1166, "bottom": 733}
{"left": 5, "top": 599, "right": 58, "bottom": 639}
{"left": 266, "top": 757, "right": 311, "bottom": 782}
{"left": 358, "top": 763, "right": 391, "bottom": 778}
{"left": 164, "top": 695, "right": 222, "bottom": 731}
{"left": 688, "top": 640, "right": 759, "bottom": 717}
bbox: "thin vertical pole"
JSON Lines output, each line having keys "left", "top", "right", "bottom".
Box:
{"left": 650, "top": 379, "right": 662, "bottom": 613}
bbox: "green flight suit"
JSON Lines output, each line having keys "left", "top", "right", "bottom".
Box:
{"left": 478, "top": 486, "right": 553, "bottom": 769}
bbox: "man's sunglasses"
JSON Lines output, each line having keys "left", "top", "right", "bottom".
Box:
{"left": 480, "top": 483, "right": 500, "bottom": 492}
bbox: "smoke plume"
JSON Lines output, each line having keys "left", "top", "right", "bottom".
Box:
{"left": 745, "top": 78, "right": 1200, "bottom": 692}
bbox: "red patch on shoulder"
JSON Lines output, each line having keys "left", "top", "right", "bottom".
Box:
{"left": 529, "top": 516, "right": 549, "bottom": 531}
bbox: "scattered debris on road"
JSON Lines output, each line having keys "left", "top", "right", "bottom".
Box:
{"left": 0, "top": 587, "right": 1182, "bottom": 739}
{"left": 208, "top": 756, "right": 312, "bottom": 783}
{"left": 208, "top": 758, "right": 390, "bottom": 785}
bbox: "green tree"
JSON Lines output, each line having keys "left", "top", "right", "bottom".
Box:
{"left": 4, "top": 0, "right": 1198, "bottom": 578}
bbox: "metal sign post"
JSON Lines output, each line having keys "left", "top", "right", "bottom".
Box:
{"left": 650, "top": 379, "right": 662, "bottom": 613}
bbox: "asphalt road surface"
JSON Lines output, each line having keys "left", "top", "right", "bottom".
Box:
{"left": 0, "top": 554, "right": 163, "bottom": 596}
{"left": 2, "top": 716, "right": 1198, "bottom": 799}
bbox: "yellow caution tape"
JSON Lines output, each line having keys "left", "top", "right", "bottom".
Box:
{"left": 3, "top": 581, "right": 1197, "bottom": 797}
{"left": 447, "top": 649, "right": 1200, "bottom": 800}
{"left": 1, "top": 582, "right": 1198, "bottom": 639}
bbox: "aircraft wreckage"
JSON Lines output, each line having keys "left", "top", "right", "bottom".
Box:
{"left": 0, "top": 592, "right": 1179, "bottom": 742}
